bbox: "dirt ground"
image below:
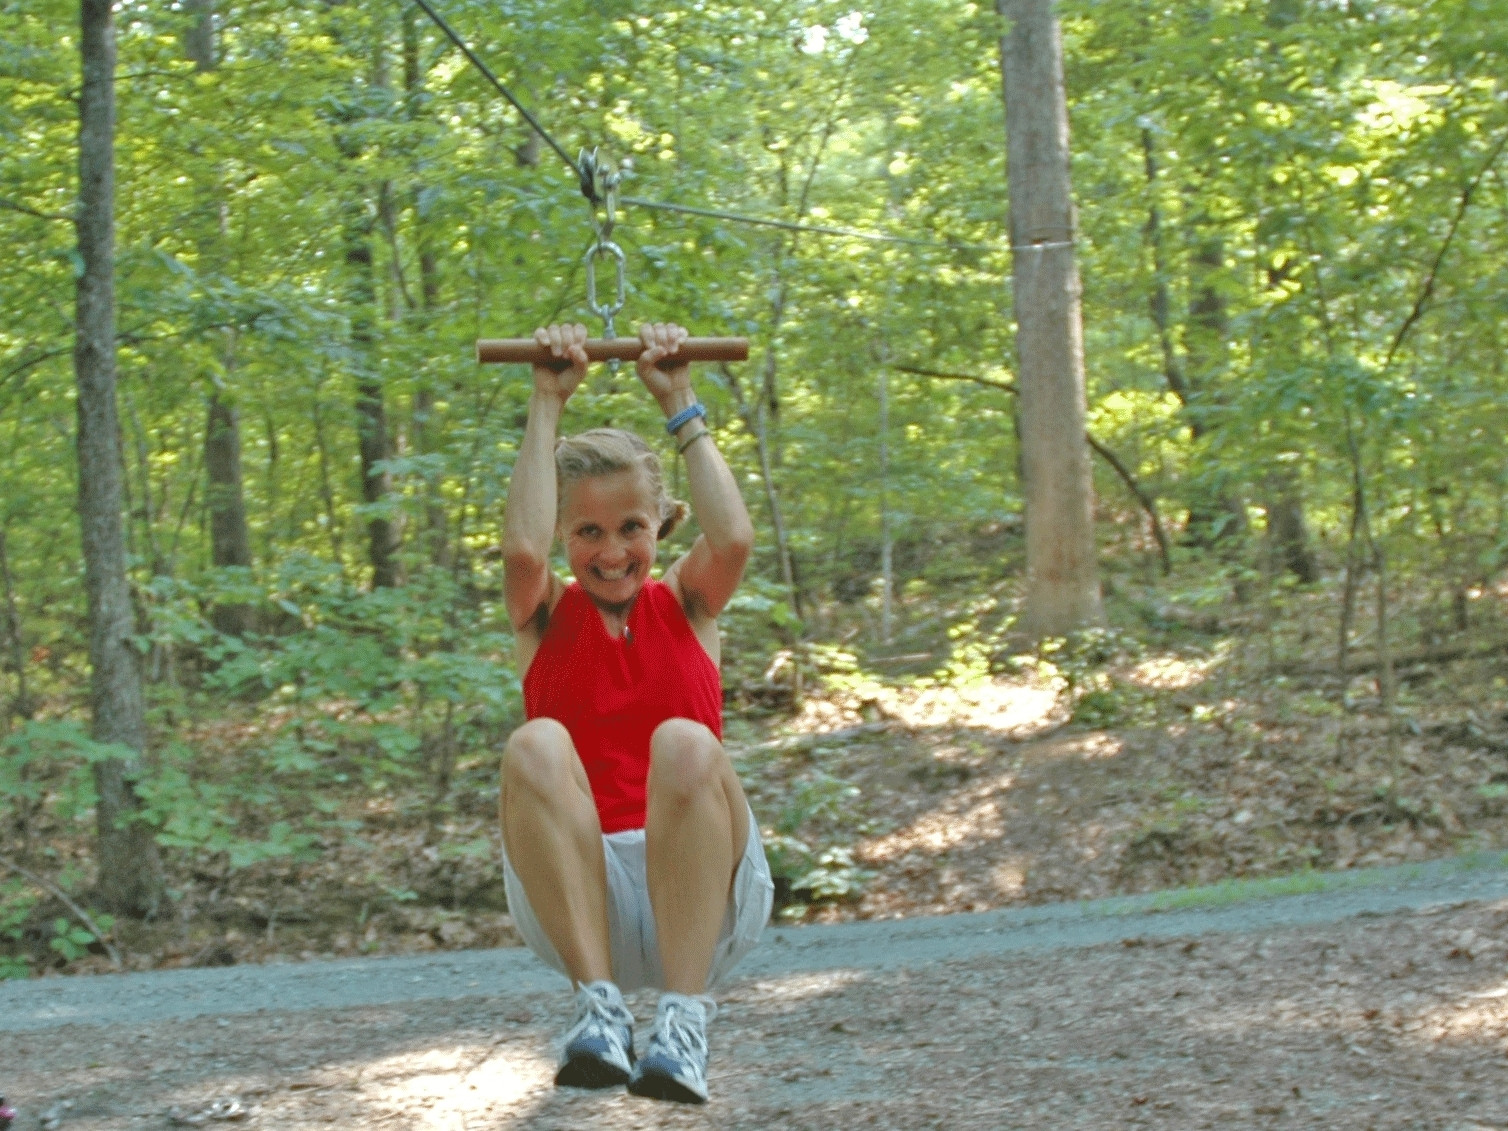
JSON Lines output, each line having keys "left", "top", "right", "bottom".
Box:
{"left": 5, "top": 892, "right": 1508, "bottom": 1129}
{"left": 741, "top": 649, "right": 1508, "bottom": 926}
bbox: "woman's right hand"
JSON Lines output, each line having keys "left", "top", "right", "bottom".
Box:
{"left": 531, "top": 323, "right": 589, "bottom": 404}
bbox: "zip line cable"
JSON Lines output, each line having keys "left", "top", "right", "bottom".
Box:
{"left": 407, "top": 0, "right": 584, "bottom": 185}
{"left": 405, "top": 0, "right": 998, "bottom": 252}
{"left": 620, "top": 196, "right": 994, "bottom": 251}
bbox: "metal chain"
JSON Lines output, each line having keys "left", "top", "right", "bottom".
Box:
{"left": 579, "top": 148, "right": 627, "bottom": 373}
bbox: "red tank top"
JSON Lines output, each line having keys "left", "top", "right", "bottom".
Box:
{"left": 522, "top": 579, "right": 723, "bottom": 833}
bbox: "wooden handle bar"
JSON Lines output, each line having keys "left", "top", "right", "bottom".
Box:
{"left": 475, "top": 337, "right": 749, "bottom": 365}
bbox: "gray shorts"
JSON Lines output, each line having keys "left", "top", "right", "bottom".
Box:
{"left": 501, "top": 805, "right": 774, "bottom": 993}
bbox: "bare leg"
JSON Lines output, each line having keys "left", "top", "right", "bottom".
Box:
{"left": 500, "top": 718, "right": 612, "bottom": 985}
{"left": 644, "top": 718, "right": 750, "bottom": 995}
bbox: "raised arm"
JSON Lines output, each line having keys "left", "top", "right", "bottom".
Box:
{"left": 636, "top": 323, "right": 755, "bottom": 622}
{"left": 502, "top": 324, "right": 588, "bottom": 633}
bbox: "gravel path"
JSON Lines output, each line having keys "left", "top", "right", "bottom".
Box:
{"left": 5, "top": 854, "right": 1508, "bottom": 1128}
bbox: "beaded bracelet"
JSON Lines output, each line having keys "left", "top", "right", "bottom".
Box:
{"left": 665, "top": 402, "right": 707, "bottom": 434}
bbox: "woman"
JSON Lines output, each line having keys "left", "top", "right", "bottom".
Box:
{"left": 499, "top": 321, "right": 773, "bottom": 1105}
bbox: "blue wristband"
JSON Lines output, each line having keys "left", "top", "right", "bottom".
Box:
{"left": 665, "top": 402, "right": 706, "bottom": 434}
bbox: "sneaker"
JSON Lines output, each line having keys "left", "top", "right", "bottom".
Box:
{"left": 554, "top": 980, "right": 635, "bottom": 1089}
{"left": 627, "top": 992, "right": 717, "bottom": 1104}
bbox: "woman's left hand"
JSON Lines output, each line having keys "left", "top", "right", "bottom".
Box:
{"left": 634, "top": 322, "right": 692, "bottom": 411}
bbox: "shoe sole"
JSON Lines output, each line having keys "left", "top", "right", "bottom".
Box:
{"left": 555, "top": 1053, "right": 632, "bottom": 1090}
{"left": 627, "top": 1069, "right": 707, "bottom": 1105}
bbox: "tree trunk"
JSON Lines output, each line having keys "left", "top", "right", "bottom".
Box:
{"left": 182, "top": 0, "right": 214, "bottom": 69}
{"left": 1184, "top": 232, "right": 1227, "bottom": 439}
{"left": 754, "top": 347, "right": 801, "bottom": 616}
{"left": 725, "top": 359, "right": 801, "bottom": 619}
{"left": 1142, "top": 128, "right": 1250, "bottom": 551}
{"left": 337, "top": 37, "right": 399, "bottom": 590}
{"left": 403, "top": 11, "right": 450, "bottom": 567}
{"left": 1265, "top": 468, "right": 1318, "bottom": 584}
{"left": 0, "top": 527, "right": 32, "bottom": 721}
{"left": 311, "top": 395, "right": 346, "bottom": 568}
{"left": 997, "top": 0, "right": 1104, "bottom": 637}
{"left": 1256, "top": 3, "right": 1318, "bottom": 583}
{"left": 1141, "top": 128, "right": 1187, "bottom": 403}
{"left": 75, "top": 0, "right": 163, "bottom": 916}
{"left": 186, "top": 1, "right": 254, "bottom": 633}
{"left": 205, "top": 386, "right": 253, "bottom": 633}
{"left": 261, "top": 408, "right": 279, "bottom": 563}
{"left": 349, "top": 232, "right": 399, "bottom": 588}
{"left": 1182, "top": 224, "right": 1248, "bottom": 546}
{"left": 878, "top": 359, "right": 893, "bottom": 643}
{"left": 183, "top": 0, "right": 214, "bottom": 69}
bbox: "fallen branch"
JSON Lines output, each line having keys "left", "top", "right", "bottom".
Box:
{"left": 1382, "top": 128, "right": 1508, "bottom": 372}
{"left": 0, "top": 196, "right": 73, "bottom": 224}
{"left": 899, "top": 364, "right": 1172, "bottom": 574}
{"left": 0, "top": 853, "right": 123, "bottom": 970}
{"left": 1273, "top": 638, "right": 1508, "bottom": 679}
{"left": 893, "top": 363, "right": 1015, "bottom": 392}
{"left": 865, "top": 651, "right": 935, "bottom": 665}
{"left": 1083, "top": 433, "right": 1173, "bottom": 575}
{"left": 732, "top": 721, "right": 891, "bottom": 758}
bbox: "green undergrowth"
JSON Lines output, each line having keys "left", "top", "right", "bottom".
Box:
{"left": 744, "top": 749, "right": 881, "bottom": 920}
{"left": 5, "top": 521, "right": 1508, "bottom": 974}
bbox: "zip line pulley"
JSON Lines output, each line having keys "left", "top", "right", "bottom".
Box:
{"left": 475, "top": 147, "right": 750, "bottom": 372}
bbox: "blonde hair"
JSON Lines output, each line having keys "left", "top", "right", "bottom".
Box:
{"left": 555, "top": 427, "right": 689, "bottom": 541}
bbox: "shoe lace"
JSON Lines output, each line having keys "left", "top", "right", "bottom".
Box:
{"left": 653, "top": 995, "right": 716, "bottom": 1062}
{"left": 572, "top": 983, "right": 633, "bottom": 1041}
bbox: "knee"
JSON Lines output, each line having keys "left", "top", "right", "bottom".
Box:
{"left": 648, "top": 718, "right": 724, "bottom": 805}
{"left": 501, "top": 718, "right": 575, "bottom": 798}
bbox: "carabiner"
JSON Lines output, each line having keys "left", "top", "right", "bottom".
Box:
{"left": 584, "top": 238, "right": 627, "bottom": 323}
{"left": 579, "top": 147, "right": 628, "bottom": 370}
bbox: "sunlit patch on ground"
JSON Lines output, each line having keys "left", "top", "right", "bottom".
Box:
{"left": 371, "top": 1043, "right": 552, "bottom": 1127}
{"left": 1017, "top": 732, "right": 1124, "bottom": 763}
{"left": 1410, "top": 974, "right": 1508, "bottom": 1047}
{"left": 860, "top": 773, "right": 1014, "bottom": 862}
{"left": 1180, "top": 992, "right": 1339, "bottom": 1042}
{"left": 1162, "top": 910, "right": 1508, "bottom": 1087}
{"left": 991, "top": 862, "right": 1027, "bottom": 896}
{"left": 887, "top": 678, "right": 1060, "bottom": 734}
{"left": 740, "top": 969, "right": 868, "bottom": 1010}
{"left": 1125, "top": 653, "right": 1213, "bottom": 691}
{"left": 783, "top": 676, "right": 1061, "bottom": 738}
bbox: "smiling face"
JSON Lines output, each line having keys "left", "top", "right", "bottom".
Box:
{"left": 559, "top": 468, "right": 661, "bottom": 612}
